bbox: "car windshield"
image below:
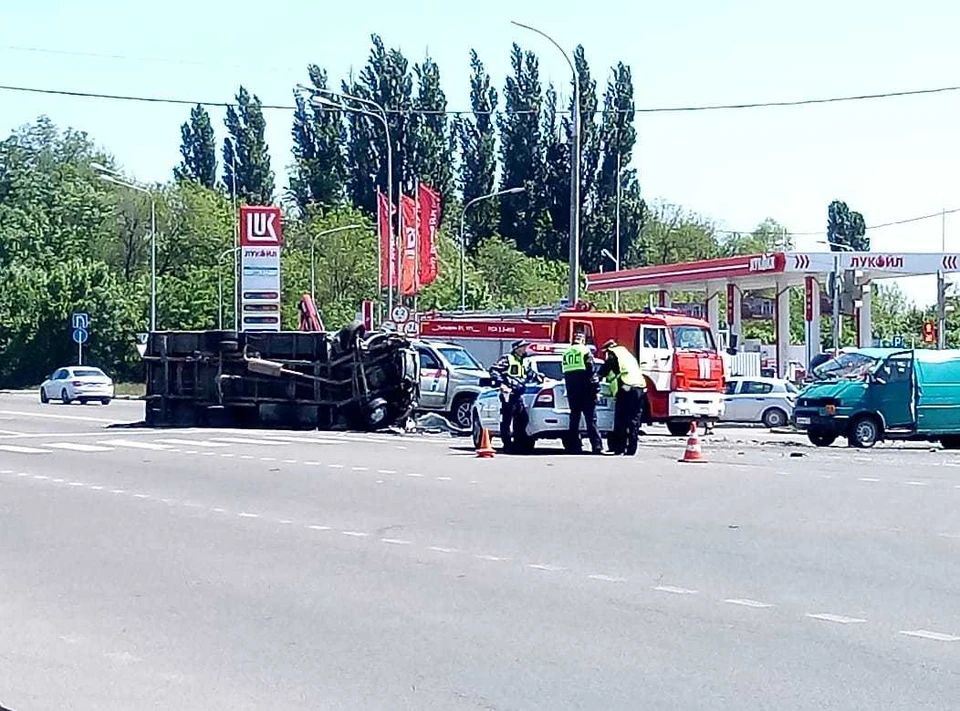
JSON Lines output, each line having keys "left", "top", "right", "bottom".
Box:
{"left": 670, "top": 326, "right": 715, "bottom": 351}
{"left": 73, "top": 368, "right": 106, "bottom": 378}
{"left": 437, "top": 347, "right": 484, "bottom": 370}
{"left": 812, "top": 352, "right": 878, "bottom": 380}
{"left": 533, "top": 359, "right": 564, "bottom": 381}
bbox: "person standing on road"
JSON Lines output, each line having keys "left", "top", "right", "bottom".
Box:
{"left": 562, "top": 332, "right": 603, "bottom": 454}
{"left": 598, "top": 339, "right": 646, "bottom": 455}
{"left": 490, "top": 340, "right": 537, "bottom": 451}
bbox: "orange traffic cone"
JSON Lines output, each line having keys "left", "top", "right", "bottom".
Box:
{"left": 678, "top": 421, "right": 706, "bottom": 463}
{"left": 476, "top": 427, "right": 496, "bottom": 459}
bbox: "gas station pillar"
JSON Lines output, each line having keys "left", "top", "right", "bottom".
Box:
{"left": 857, "top": 282, "right": 872, "bottom": 348}
{"left": 726, "top": 284, "right": 742, "bottom": 342}
{"left": 775, "top": 278, "right": 791, "bottom": 379}
{"left": 804, "top": 276, "right": 821, "bottom": 368}
{"left": 706, "top": 283, "right": 721, "bottom": 335}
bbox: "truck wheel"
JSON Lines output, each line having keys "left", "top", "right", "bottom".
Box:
{"left": 762, "top": 407, "right": 788, "bottom": 429}
{"left": 666, "top": 421, "right": 691, "bottom": 437}
{"left": 941, "top": 435, "right": 960, "bottom": 450}
{"left": 848, "top": 415, "right": 880, "bottom": 448}
{"left": 807, "top": 429, "right": 836, "bottom": 447}
{"left": 451, "top": 394, "right": 476, "bottom": 430}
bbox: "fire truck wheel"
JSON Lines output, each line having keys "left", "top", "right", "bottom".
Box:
{"left": 666, "top": 421, "right": 691, "bottom": 437}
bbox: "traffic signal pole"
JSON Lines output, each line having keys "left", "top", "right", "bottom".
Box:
{"left": 937, "top": 270, "right": 947, "bottom": 349}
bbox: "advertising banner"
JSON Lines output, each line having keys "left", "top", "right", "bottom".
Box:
{"left": 239, "top": 205, "right": 283, "bottom": 332}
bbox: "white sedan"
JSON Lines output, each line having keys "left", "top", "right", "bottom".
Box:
{"left": 471, "top": 352, "right": 616, "bottom": 452}
{"left": 721, "top": 376, "right": 797, "bottom": 428}
{"left": 40, "top": 366, "right": 115, "bottom": 405}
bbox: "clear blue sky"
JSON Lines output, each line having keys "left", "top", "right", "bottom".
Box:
{"left": 3, "top": 0, "right": 959, "bottom": 306}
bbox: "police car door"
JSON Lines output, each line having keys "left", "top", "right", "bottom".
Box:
{"left": 416, "top": 346, "right": 448, "bottom": 410}
{"left": 637, "top": 324, "right": 672, "bottom": 390}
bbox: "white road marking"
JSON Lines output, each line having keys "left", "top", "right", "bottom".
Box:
{"left": 160, "top": 499, "right": 176, "bottom": 505}
{"left": 0, "top": 444, "right": 50, "bottom": 454}
{"left": 16, "top": 472, "right": 29, "bottom": 477}
{"left": 328, "top": 464, "right": 343, "bottom": 469}
{"left": 906, "top": 481, "right": 929, "bottom": 486}
{"left": 184, "top": 451, "right": 198, "bottom": 455}
{"left": 68, "top": 482, "right": 84, "bottom": 486}
{"left": 938, "top": 533, "right": 960, "bottom": 539}
{"left": 51, "top": 478, "right": 64, "bottom": 483}
{"left": 437, "top": 476, "right": 452, "bottom": 481}
{"left": 381, "top": 538, "right": 411, "bottom": 545}
{"left": 428, "top": 546, "right": 458, "bottom": 553}
{"left": 220, "top": 453, "right": 235, "bottom": 458}
{"left": 155, "top": 439, "right": 229, "bottom": 448}
{"left": 132, "top": 494, "right": 151, "bottom": 499}
{"left": 201, "top": 452, "right": 217, "bottom": 457}
{"left": 278, "top": 519, "right": 293, "bottom": 525}
{"left": 654, "top": 585, "right": 698, "bottom": 595}
{"left": 99, "top": 439, "right": 170, "bottom": 451}
{"left": 0, "top": 409, "right": 119, "bottom": 424}
{"left": 34, "top": 475, "right": 49, "bottom": 480}
{"left": 209, "top": 437, "right": 287, "bottom": 446}
{"left": 806, "top": 613, "right": 866, "bottom": 624}
{"left": 341, "top": 531, "right": 368, "bottom": 537}
{"left": 237, "top": 512, "right": 260, "bottom": 518}
{"left": 899, "top": 629, "right": 960, "bottom": 642}
{"left": 308, "top": 525, "right": 331, "bottom": 531}
{"left": 259, "top": 457, "right": 276, "bottom": 462}
{"left": 183, "top": 502, "right": 203, "bottom": 508}
{"left": 304, "top": 461, "right": 320, "bottom": 466}
{"left": 89, "top": 485, "right": 104, "bottom": 491}
{"left": 407, "top": 473, "right": 423, "bottom": 478}
{"left": 528, "top": 564, "right": 565, "bottom": 572}
{"left": 211, "top": 508, "right": 227, "bottom": 513}
{"left": 0, "top": 469, "right": 11, "bottom": 474}
{"left": 352, "top": 466, "right": 368, "bottom": 471}
{"left": 110, "top": 489, "right": 125, "bottom": 494}
{"left": 282, "top": 459, "right": 297, "bottom": 464}
{"left": 588, "top": 574, "right": 626, "bottom": 583}
{"left": 724, "top": 598, "right": 773, "bottom": 608}
{"left": 378, "top": 469, "right": 396, "bottom": 474}
{"left": 476, "top": 554, "right": 507, "bottom": 561}
{"left": 240, "top": 455, "right": 254, "bottom": 460}
{"left": 820, "top": 474, "right": 834, "bottom": 479}
{"left": 46, "top": 442, "right": 113, "bottom": 453}
{"left": 858, "top": 477, "right": 880, "bottom": 482}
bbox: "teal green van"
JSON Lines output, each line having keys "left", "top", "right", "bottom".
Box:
{"left": 793, "top": 348, "right": 960, "bottom": 448}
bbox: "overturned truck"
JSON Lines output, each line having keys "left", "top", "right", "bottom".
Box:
{"left": 144, "top": 323, "right": 419, "bottom": 430}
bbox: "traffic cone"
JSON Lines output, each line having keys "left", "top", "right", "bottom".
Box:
{"left": 678, "top": 421, "right": 706, "bottom": 463}
{"left": 476, "top": 427, "right": 496, "bottom": 459}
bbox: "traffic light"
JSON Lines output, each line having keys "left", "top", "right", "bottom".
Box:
{"left": 922, "top": 320, "right": 937, "bottom": 344}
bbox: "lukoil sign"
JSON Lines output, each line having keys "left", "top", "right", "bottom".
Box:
{"left": 748, "top": 254, "right": 777, "bottom": 272}
{"left": 848, "top": 254, "right": 904, "bottom": 269}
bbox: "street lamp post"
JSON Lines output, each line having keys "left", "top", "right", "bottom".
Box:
{"left": 459, "top": 187, "right": 525, "bottom": 310}
{"left": 512, "top": 21, "right": 580, "bottom": 308}
{"left": 309, "top": 224, "right": 362, "bottom": 300}
{"left": 306, "top": 88, "right": 395, "bottom": 317}
{"left": 614, "top": 150, "right": 622, "bottom": 313}
{"left": 93, "top": 163, "right": 157, "bottom": 332}
{"left": 216, "top": 246, "right": 239, "bottom": 329}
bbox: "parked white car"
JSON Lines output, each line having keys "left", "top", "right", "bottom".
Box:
{"left": 413, "top": 340, "right": 489, "bottom": 429}
{"left": 471, "top": 348, "right": 616, "bottom": 452}
{"left": 40, "top": 366, "right": 115, "bottom": 405}
{"left": 721, "top": 376, "right": 797, "bottom": 428}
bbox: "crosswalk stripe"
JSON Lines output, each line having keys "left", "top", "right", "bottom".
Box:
{"left": 46, "top": 443, "right": 114, "bottom": 453}
{"left": 154, "top": 439, "right": 229, "bottom": 448}
{"left": 0, "top": 444, "right": 50, "bottom": 454}
{"left": 98, "top": 439, "right": 172, "bottom": 451}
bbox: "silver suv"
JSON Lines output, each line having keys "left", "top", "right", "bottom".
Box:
{"left": 413, "top": 340, "right": 489, "bottom": 428}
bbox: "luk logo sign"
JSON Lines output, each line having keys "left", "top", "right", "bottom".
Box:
{"left": 240, "top": 206, "right": 283, "bottom": 246}
{"left": 749, "top": 254, "right": 777, "bottom": 272}
{"left": 848, "top": 254, "right": 904, "bottom": 269}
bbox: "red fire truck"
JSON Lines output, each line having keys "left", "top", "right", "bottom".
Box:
{"left": 418, "top": 305, "right": 726, "bottom": 435}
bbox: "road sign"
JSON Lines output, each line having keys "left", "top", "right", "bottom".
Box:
{"left": 391, "top": 305, "right": 410, "bottom": 323}
{"left": 403, "top": 320, "right": 419, "bottom": 337}
{"left": 892, "top": 334, "right": 904, "bottom": 348}
{"left": 922, "top": 321, "right": 936, "bottom": 344}
{"left": 71, "top": 312, "right": 89, "bottom": 330}
{"left": 72, "top": 328, "right": 88, "bottom": 345}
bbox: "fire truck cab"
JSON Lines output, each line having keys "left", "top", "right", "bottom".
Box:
{"left": 554, "top": 308, "right": 726, "bottom": 435}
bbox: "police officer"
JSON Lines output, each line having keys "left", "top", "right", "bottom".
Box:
{"left": 490, "top": 340, "right": 537, "bottom": 451}
{"left": 598, "top": 338, "right": 646, "bottom": 456}
{"left": 562, "top": 332, "right": 603, "bottom": 454}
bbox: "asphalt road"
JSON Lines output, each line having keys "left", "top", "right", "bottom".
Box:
{"left": 1, "top": 392, "right": 958, "bottom": 710}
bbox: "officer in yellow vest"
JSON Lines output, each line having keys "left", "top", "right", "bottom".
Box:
{"left": 597, "top": 338, "right": 646, "bottom": 455}
{"left": 491, "top": 340, "right": 537, "bottom": 451}
{"left": 562, "top": 332, "right": 603, "bottom": 454}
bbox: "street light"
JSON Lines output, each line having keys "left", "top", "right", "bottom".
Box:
{"left": 512, "top": 20, "right": 580, "bottom": 308}
{"left": 459, "top": 187, "right": 525, "bottom": 310}
{"left": 600, "top": 248, "right": 621, "bottom": 312}
{"left": 303, "top": 86, "right": 396, "bottom": 316}
{"left": 94, "top": 163, "right": 157, "bottom": 332}
{"left": 216, "top": 246, "right": 240, "bottom": 329}
{"left": 309, "top": 224, "right": 362, "bottom": 300}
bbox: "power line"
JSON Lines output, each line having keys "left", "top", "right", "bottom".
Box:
{"left": 717, "top": 207, "right": 960, "bottom": 238}
{"left": 2, "top": 80, "right": 959, "bottom": 116}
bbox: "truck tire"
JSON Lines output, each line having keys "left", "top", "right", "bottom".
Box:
{"left": 666, "top": 421, "right": 691, "bottom": 437}
{"left": 807, "top": 429, "right": 836, "bottom": 447}
{"left": 848, "top": 415, "right": 881, "bottom": 448}
{"left": 941, "top": 435, "right": 960, "bottom": 450}
{"left": 450, "top": 394, "right": 476, "bottom": 430}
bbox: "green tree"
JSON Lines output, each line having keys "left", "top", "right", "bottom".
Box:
{"left": 827, "top": 199, "right": 868, "bottom": 252}
{"left": 411, "top": 55, "right": 453, "bottom": 216}
{"left": 289, "top": 65, "right": 347, "bottom": 213}
{"left": 456, "top": 50, "right": 499, "bottom": 251}
{"left": 538, "top": 84, "right": 568, "bottom": 261}
{"left": 636, "top": 202, "right": 720, "bottom": 266}
{"left": 174, "top": 104, "right": 217, "bottom": 189}
{"left": 721, "top": 218, "right": 793, "bottom": 255}
{"left": 223, "top": 87, "right": 275, "bottom": 205}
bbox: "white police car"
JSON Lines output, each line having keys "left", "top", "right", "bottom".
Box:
{"left": 470, "top": 343, "right": 616, "bottom": 452}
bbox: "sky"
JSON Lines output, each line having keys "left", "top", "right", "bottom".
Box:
{"left": 2, "top": 0, "right": 959, "bottom": 308}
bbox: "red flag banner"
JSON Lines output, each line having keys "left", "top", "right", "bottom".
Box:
{"left": 399, "top": 194, "right": 419, "bottom": 296}
{"left": 377, "top": 190, "right": 395, "bottom": 289}
{"left": 417, "top": 184, "right": 441, "bottom": 286}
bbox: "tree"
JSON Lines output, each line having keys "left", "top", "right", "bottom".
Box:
{"left": 223, "top": 87, "right": 275, "bottom": 205}
{"left": 289, "top": 65, "right": 347, "bottom": 213}
{"left": 721, "top": 218, "right": 793, "bottom": 256}
{"left": 636, "top": 202, "right": 720, "bottom": 266}
{"left": 538, "top": 84, "right": 569, "bottom": 261}
{"left": 411, "top": 55, "right": 453, "bottom": 216}
{"left": 456, "top": 49, "right": 499, "bottom": 251}
{"left": 174, "top": 104, "right": 217, "bottom": 189}
{"left": 498, "top": 43, "right": 545, "bottom": 254}
{"left": 827, "top": 199, "right": 868, "bottom": 252}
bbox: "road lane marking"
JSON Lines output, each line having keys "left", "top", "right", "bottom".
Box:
{"left": 0, "top": 469, "right": 11, "bottom": 474}
{"left": 899, "top": 629, "right": 960, "bottom": 642}
{"left": 0, "top": 409, "right": 119, "bottom": 424}
{"left": 858, "top": 477, "right": 880, "bottom": 482}
{"left": 278, "top": 519, "right": 292, "bottom": 524}
{"left": 0, "top": 444, "right": 50, "bottom": 454}
{"left": 47, "top": 443, "right": 114, "bottom": 452}
{"left": 341, "top": 531, "right": 368, "bottom": 537}
{"left": 938, "top": 533, "right": 960, "bottom": 539}
{"left": 220, "top": 453, "right": 235, "bottom": 458}
{"left": 209, "top": 437, "right": 287, "bottom": 446}
{"left": 51, "top": 478, "right": 64, "bottom": 483}
{"left": 476, "top": 554, "right": 507, "bottom": 561}
{"left": 155, "top": 439, "right": 229, "bottom": 448}
{"left": 653, "top": 586, "right": 698, "bottom": 595}
{"left": 437, "top": 476, "right": 452, "bottom": 481}
{"left": 201, "top": 452, "right": 217, "bottom": 457}
{"left": 16, "top": 472, "right": 29, "bottom": 477}
{"left": 34, "top": 475, "right": 49, "bottom": 480}
{"left": 528, "top": 564, "right": 565, "bottom": 572}
{"left": 110, "top": 489, "right": 125, "bottom": 494}
{"left": 259, "top": 457, "right": 276, "bottom": 462}
{"left": 806, "top": 613, "right": 866, "bottom": 624}
{"left": 906, "top": 481, "right": 929, "bottom": 486}
{"left": 304, "top": 461, "right": 320, "bottom": 466}
{"left": 132, "top": 493, "right": 151, "bottom": 499}
{"left": 99, "top": 439, "right": 171, "bottom": 451}
{"left": 282, "top": 459, "right": 297, "bottom": 464}
{"left": 239, "top": 455, "right": 254, "bottom": 460}
{"left": 588, "top": 574, "right": 626, "bottom": 583}
{"left": 68, "top": 482, "right": 84, "bottom": 486}
{"left": 89, "top": 485, "right": 104, "bottom": 490}
{"left": 352, "top": 466, "right": 368, "bottom": 471}
{"left": 381, "top": 538, "right": 411, "bottom": 545}
{"left": 428, "top": 546, "right": 458, "bottom": 553}
{"left": 724, "top": 598, "right": 773, "bottom": 608}
{"left": 211, "top": 508, "right": 227, "bottom": 513}
{"left": 378, "top": 469, "right": 396, "bottom": 474}
{"left": 308, "top": 525, "right": 331, "bottom": 531}
{"left": 237, "top": 512, "right": 260, "bottom": 518}
{"left": 407, "top": 473, "right": 423, "bottom": 478}
{"left": 328, "top": 464, "right": 343, "bottom": 469}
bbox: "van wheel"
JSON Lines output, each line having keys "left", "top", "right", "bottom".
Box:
{"left": 808, "top": 429, "right": 837, "bottom": 447}
{"left": 941, "top": 435, "right": 960, "bottom": 450}
{"left": 848, "top": 415, "right": 880, "bottom": 448}
{"left": 451, "top": 394, "right": 476, "bottom": 430}
{"left": 762, "top": 407, "right": 788, "bottom": 429}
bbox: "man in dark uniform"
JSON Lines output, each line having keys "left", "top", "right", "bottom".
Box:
{"left": 490, "top": 340, "right": 538, "bottom": 451}
{"left": 562, "top": 331, "right": 603, "bottom": 454}
{"left": 597, "top": 338, "right": 646, "bottom": 456}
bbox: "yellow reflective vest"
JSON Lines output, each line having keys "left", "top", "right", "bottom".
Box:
{"left": 605, "top": 345, "right": 645, "bottom": 397}
{"left": 507, "top": 353, "right": 526, "bottom": 378}
{"left": 561, "top": 344, "right": 589, "bottom": 373}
